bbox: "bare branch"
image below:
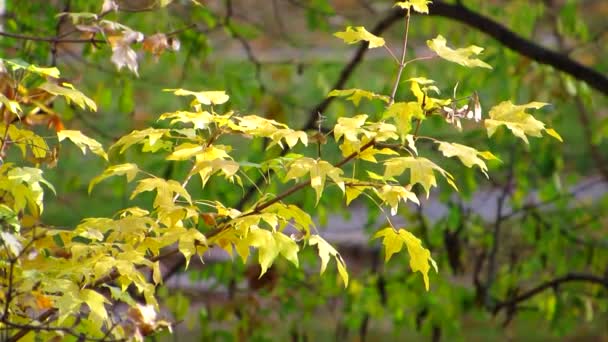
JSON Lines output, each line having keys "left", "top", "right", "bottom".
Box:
{"left": 493, "top": 273, "right": 608, "bottom": 314}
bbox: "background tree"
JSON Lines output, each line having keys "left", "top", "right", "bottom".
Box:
{"left": 0, "top": 0, "right": 607, "bottom": 340}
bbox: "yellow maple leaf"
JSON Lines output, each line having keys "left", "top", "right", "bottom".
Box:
{"left": 383, "top": 157, "right": 456, "bottom": 197}
{"left": 427, "top": 35, "right": 492, "bottom": 69}
{"left": 436, "top": 142, "right": 500, "bottom": 178}
{"left": 334, "top": 26, "right": 385, "bottom": 48}
{"left": 394, "top": 0, "right": 432, "bottom": 14}
{"left": 373, "top": 227, "right": 437, "bottom": 290}
{"left": 485, "top": 101, "right": 562, "bottom": 144}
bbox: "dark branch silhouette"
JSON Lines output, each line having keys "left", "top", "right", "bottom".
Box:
{"left": 494, "top": 273, "right": 608, "bottom": 314}
{"left": 426, "top": 1, "right": 608, "bottom": 96}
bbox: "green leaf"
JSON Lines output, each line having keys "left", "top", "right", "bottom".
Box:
{"left": 89, "top": 163, "right": 139, "bottom": 193}
{"left": 309, "top": 234, "right": 348, "bottom": 287}
{"left": 57, "top": 130, "right": 108, "bottom": 160}
{"left": 334, "top": 26, "right": 385, "bottom": 48}
{"left": 485, "top": 101, "right": 560, "bottom": 144}
{"left": 427, "top": 35, "right": 492, "bottom": 69}
{"left": 394, "top": 0, "right": 431, "bottom": 14}
{"left": 373, "top": 227, "right": 437, "bottom": 290}
{"left": 328, "top": 89, "right": 389, "bottom": 106}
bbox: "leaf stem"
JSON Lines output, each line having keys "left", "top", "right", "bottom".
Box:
{"left": 388, "top": 9, "right": 411, "bottom": 105}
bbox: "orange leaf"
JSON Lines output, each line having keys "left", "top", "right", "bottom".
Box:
{"left": 48, "top": 115, "right": 64, "bottom": 132}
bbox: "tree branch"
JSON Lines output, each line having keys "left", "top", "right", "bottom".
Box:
{"left": 302, "top": 9, "right": 407, "bottom": 130}
{"left": 493, "top": 273, "right": 608, "bottom": 314}
{"left": 425, "top": 1, "right": 608, "bottom": 96}
{"left": 0, "top": 30, "right": 105, "bottom": 44}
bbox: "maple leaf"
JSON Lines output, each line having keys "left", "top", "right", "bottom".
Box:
{"left": 485, "top": 101, "right": 562, "bottom": 144}
{"left": 436, "top": 142, "right": 500, "bottom": 177}
{"left": 409, "top": 79, "right": 450, "bottom": 111}
{"left": 38, "top": 82, "right": 97, "bottom": 111}
{"left": 273, "top": 231, "right": 300, "bottom": 267}
{"left": 0, "top": 93, "right": 22, "bottom": 115}
{"left": 111, "top": 128, "right": 171, "bottom": 153}
{"left": 89, "top": 163, "right": 140, "bottom": 193}
{"left": 339, "top": 139, "right": 398, "bottom": 163}
{"left": 334, "top": 114, "right": 368, "bottom": 142}
{"left": 143, "top": 33, "right": 180, "bottom": 57}
{"left": 109, "top": 30, "right": 143, "bottom": 76}
{"left": 241, "top": 227, "right": 279, "bottom": 276}
{"left": 394, "top": 0, "right": 432, "bottom": 14}
{"left": 131, "top": 178, "right": 192, "bottom": 208}
{"left": 334, "top": 26, "right": 385, "bottom": 48}
{"left": 327, "top": 88, "right": 389, "bottom": 106}
{"left": 164, "top": 89, "right": 229, "bottom": 106}
{"left": 285, "top": 158, "right": 345, "bottom": 204}
{"left": 57, "top": 130, "right": 108, "bottom": 160}
{"left": 80, "top": 289, "right": 109, "bottom": 326}
{"left": 427, "top": 35, "right": 492, "bottom": 69}
{"left": 374, "top": 227, "right": 438, "bottom": 290}
{"left": 384, "top": 157, "right": 456, "bottom": 197}
{"left": 375, "top": 184, "right": 419, "bottom": 215}
{"left": 2, "top": 58, "right": 60, "bottom": 78}
{"left": 309, "top": 235, "right": 348, "bottom": 287}
{"left": 383, "top": 102, "right": 425, "bottom": 141}
{"left": 159, "top": 110, "right": 215, "bottom": 130}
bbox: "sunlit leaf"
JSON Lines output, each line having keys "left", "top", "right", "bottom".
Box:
{"left": 309, "top": 234, "right": 348, "bottom": 287}
{"left": 328, "top": 89, "right": 389, "bottom": 106}
{"left": 57, "top": 130, "right": 108, "bottom": 160}
{"left": 485, "top": 101, "right": 561, "bottom": 144}
{"left": 375, "top": 184, "right": 419, "bottom": 215}
{"left": 334, "top": 26, "right": 385, "bottom": 48}
{"left": 436, "top": 142, "right": 500, "bottom": 177}
{"left": 111, "top": 128, "right": 171, "bottom": 153}
{"left": 0, "top": 93, "right": 22, "bottom": 115}
{"left": 383, "top": 102, "right": 425, "bottom": 140}
{"left": 373, "top": 227, "right": 437, "bottom": 290}
{"left": 427, "top": 35, "right": 492, "bottom": 69}
{"left": 384, "top": 157, "right": 456, "bottom": 197}
{"left": 80, "top": 289, "right": 109, "bottom": 324}
{"left": 394, "top": 0, "right": 431, "bottom": 14}
{"left": 273, "top": 232, "right": 299, "bottom": 267}
{"left": 38, "top": 82, "right": 97, "bottom": 111}
{"left": 164, "top": 89, "right": 229, "bottom": 105}
{"left": 334, "top": 114, "right": 368, "bottom": 142}
{"left": 131, "top": 178, "right": 192, "bottom": 208}
{"left": 89, "top": 163, "right": 139, "bottom": 193}
{"left": 285, "top": 158, "right": 345, "bottom": 204}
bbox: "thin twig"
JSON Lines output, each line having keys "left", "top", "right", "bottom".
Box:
{"left": 388, "top": 8, "right": 411, "bottom": 105}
